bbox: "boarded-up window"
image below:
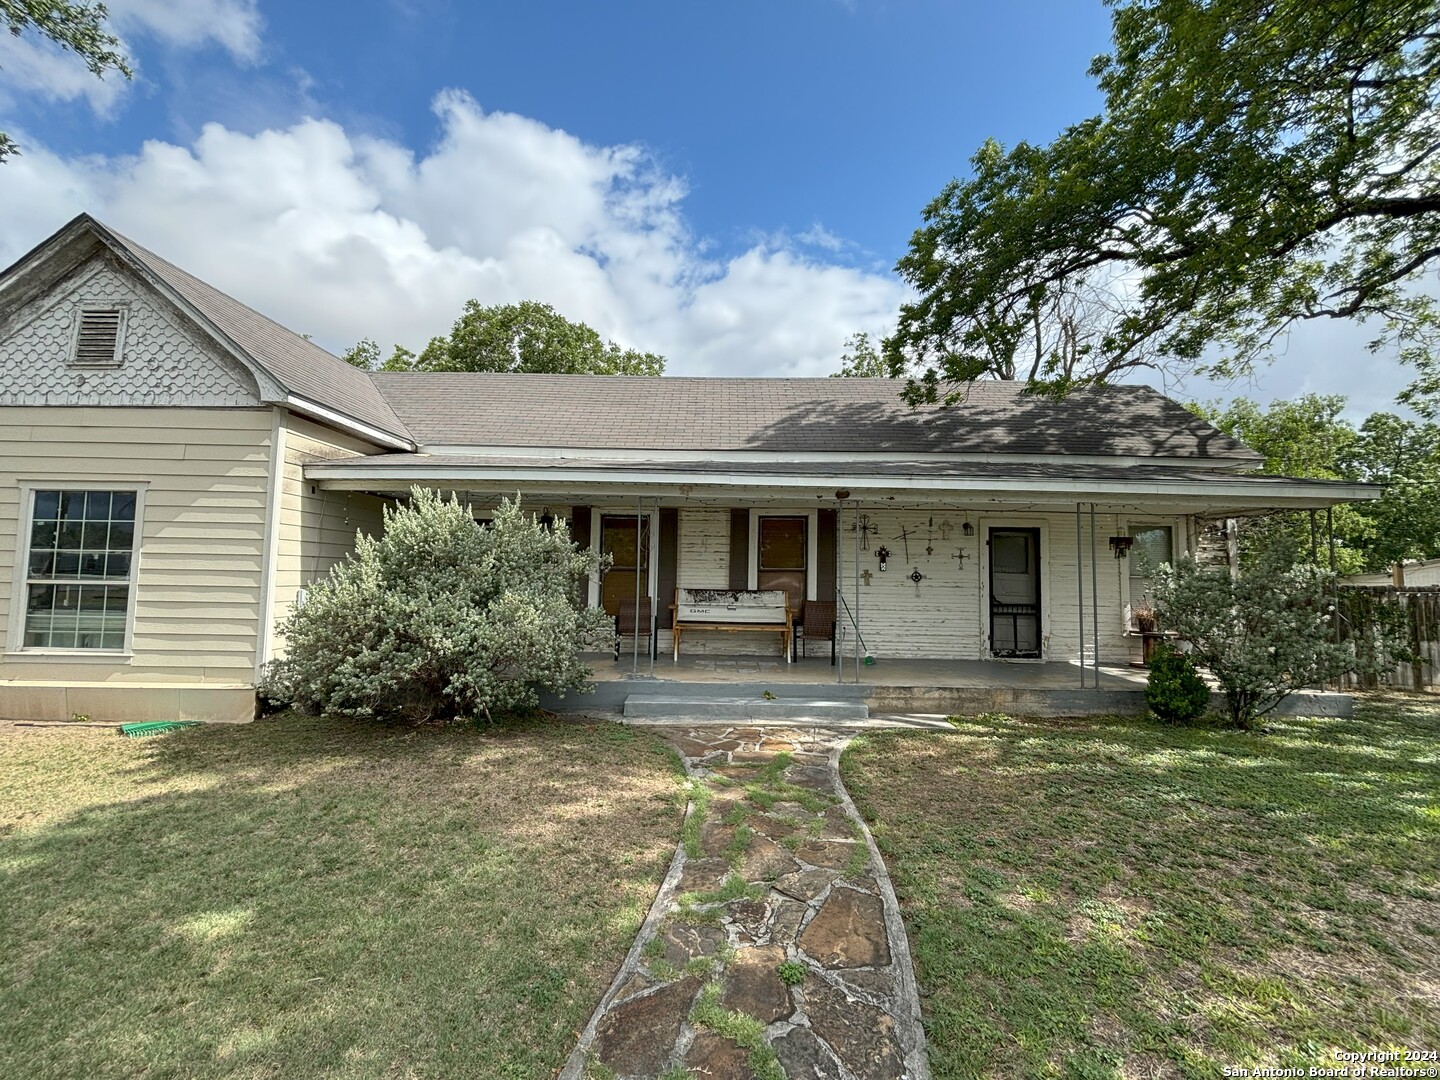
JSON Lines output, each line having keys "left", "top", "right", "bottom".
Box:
{"left": 70, "top": 308, "right": 125, "bottom": 368}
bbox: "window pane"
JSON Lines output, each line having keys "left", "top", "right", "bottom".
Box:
{"left": 1131, "top": 527, "right": 1173, "bottom": 567}
{"left": 759, "top": 518, "right": 806, "bottom": 570}
{"left": 24, "top": 491, "right": 134, "bottom": 649}
{"left": 993, "top": 534, "right": 1030, "bottom": 574}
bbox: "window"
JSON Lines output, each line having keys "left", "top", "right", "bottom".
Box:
{"left": 758, "top": 516, "right": 806, "bottom": 611}
{"left": 22, "top": 489, "right": 139, "bottom": 650}
{"left": 70, "top": 307, "right": 126, "bottom": 368}
{"left": 1128, "top": 525, "right": 1174, "bottom": 609}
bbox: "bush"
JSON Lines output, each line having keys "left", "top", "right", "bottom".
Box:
{"left": 1149, "top": 547, "right": 1406, "bottom": 730}
{"left": 263, "top": 487, "right": 612, "bottom": 723}
{"left": 1144, "top": 644, "right": 1211, "bottom": 724}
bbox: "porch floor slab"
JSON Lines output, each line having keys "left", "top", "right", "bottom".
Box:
{"left": 590, "top": 654, "right": 1149, "bottom": 691}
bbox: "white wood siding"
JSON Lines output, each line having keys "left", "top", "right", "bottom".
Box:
{"left": 677, "top": 509, "right": 730, "bottom": 588}
{"left": 0, "top": 405, "right": 273, "bottom": 684}
{"left": 268, "top": 414, "right": 389, "bottom": 659}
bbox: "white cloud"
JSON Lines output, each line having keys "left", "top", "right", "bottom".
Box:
{"left": 0, "top": 0, "right": 261, "bottom": 116}
{"left": 0, "top": 94, "right": 909, "bottom": 377}
{"left": 108, "top": 0, "right": 263, "bottom": 62}
{"left": 0, "top": 33, "right": 129, "bottom": 114}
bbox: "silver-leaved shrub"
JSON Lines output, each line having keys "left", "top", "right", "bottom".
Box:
{"left": 263, "top": 487, "right": 612, "bottom": 723}
{"left": 1149, "top": 549, "right": 1404, "bottom": 729}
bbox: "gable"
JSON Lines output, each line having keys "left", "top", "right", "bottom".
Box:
{"left": 0, "top": 252, "right": 261, "bottom": 408}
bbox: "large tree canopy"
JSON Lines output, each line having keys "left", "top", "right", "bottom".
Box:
{"left": 1195, "top": 394, "right": 1440, "bottom": 575}
{"left": 1, "top": 1, "right": 131, "bottom": 163}
{"left": 412, "top": 300, "right": 663, "bottom": 376}
{"left": 888, "top": 0, "right": 1440, "bottom": 410}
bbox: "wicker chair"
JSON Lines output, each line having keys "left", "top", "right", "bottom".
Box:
{"left": 614, "top": 596, "right": 657, "bottom": 660}
{"left": 793, "top": 600, "right": 837, "bottom": 663}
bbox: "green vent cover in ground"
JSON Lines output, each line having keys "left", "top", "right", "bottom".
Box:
{"left": 118, "top": 721, "right": 200, "bottom": 738}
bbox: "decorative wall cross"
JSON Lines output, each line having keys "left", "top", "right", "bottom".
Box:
{"left": 939, "top": 521, "right": 954, "bottom": 540}
{"left": 892, "top": 525, "right": 913, "bottom": 562}
{"left": 952, "top": 548, "right": 970, "bottom": 568}
{"left": 848, "top": 513, "right": 880, "bottom": 550}
{"left": 908, "top": 567, "right": 926, "bottom": 596}
{"left": 860, "top": 569, "right": 873, "bottom": 587}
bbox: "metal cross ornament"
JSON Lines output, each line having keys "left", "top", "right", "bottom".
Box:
{"left": 875, "top": 545, "right": 891, "bottom": 571}
{"left": 892, "top": 525, "right": 913, "bottom": 562}
{"left": 952, "top": 548, "right": 971, "bottom": 568}
{"left": 849, "top": 513, "right": 880, "bottom": 550}
{"left": 908, "top": 567, "right": 926, "bottom": 596}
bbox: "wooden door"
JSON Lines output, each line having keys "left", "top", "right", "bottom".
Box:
{"left": 600, "top": 515, "right": 650, "bottom": 617}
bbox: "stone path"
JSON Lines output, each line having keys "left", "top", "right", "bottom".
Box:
{"left": 561, "top": 725, "right": 929, "bottom": 1080}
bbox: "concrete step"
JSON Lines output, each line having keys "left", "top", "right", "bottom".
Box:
{"left": 622, "top": 695, "right": 871, "bottom": 721}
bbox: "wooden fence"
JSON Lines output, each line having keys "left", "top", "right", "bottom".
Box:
{"left": 1337, "top": 585, "right": 1440, "bottom": 691}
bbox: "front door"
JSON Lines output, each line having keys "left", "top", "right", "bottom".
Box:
{"left": 757, "top": 515, "right": 807, "bottom": 613}
{"left": 989, "top": 528, "right": 1041, "bottom": 658}
{"left": 600, "top": 514, "right": 650, "bottom": 617}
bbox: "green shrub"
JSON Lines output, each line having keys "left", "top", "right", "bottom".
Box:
{"left": 1150, "top": 547, "right": 1406, "bottom": 730}
{"left": 263, "top": 487, "right": 611, "bottom": 724}
{"left": 1144, "top": 644, "right": 1211, "bottom": 724}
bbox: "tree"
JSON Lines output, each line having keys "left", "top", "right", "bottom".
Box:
{"left": 1342, "top": 412, "right": 1440, "bottom": 577}
{"left": 887, "top": 0, "right": 1440, "bottom": 409}
{"left": 339, "top": 338, "right": 380, "bottom": 370}
{"left": 396, "top": 300, "right": 664, "bottom": 376}
{"left": 829, "top": 332, "right": 893, "bottom": 378}
{"left": 263, "top": 489, "right": 611, "bottom": 724}
{"left": 1194, "top": 396, "right": 1440, "bottom": 576}
{"left": 2, "top": 1, "right": 132, "bottom": 163}
{"left": 338, "top": 338, "right": 416, "bottom": 372}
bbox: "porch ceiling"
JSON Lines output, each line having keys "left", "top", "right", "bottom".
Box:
{"left": 305, "top": 455, "right": 1378, "bottom": 513}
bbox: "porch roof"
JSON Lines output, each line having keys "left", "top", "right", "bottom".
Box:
{"left": 305, "top": 453, "right": 1378, "bottom": 513}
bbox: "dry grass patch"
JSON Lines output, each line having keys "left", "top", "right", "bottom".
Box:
{"left": 842, "top": 696, "right": 1440, "bottom": 1079}
{"left": 0, "top": 713, "right": 683, "bottom": 1079}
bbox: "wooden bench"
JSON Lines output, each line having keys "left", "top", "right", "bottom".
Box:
{"left": 670, "top": 588, "right": 795, "bottom": 662}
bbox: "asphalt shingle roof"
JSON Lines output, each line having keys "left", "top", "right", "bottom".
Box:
{"left": 99, "top": 224, "right": 411, "bottom": 443}
{"left": 368, "top": 373, "right": 1258, "bottom": 460}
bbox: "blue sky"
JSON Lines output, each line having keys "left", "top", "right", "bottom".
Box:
{"left": 0, "top": 0, "right": 1419, "bottom": 414}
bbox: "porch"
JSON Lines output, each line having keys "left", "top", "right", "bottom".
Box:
{"left": 549, "top": 653, "right": 1354, "bottom": 719}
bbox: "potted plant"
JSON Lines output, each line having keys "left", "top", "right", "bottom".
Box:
{"left": 1132, "top": 603, "right": 1162, "bottom": 662}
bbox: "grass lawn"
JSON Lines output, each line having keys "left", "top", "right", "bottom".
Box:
{"left": 842, "top": 696, "right": 1440, "bottom": 1080}
{"left": 0, "top": 713, "right": 683, "bottom": 1079}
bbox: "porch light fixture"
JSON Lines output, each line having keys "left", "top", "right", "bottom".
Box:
{"left": 538, "top": 508, "right": 555, "bottom": 531}
{"left": 1109, "top": 535, "right": 1135, "bottom": 559}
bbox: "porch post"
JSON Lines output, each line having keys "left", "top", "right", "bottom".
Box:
{"left": 1090, "top": 502, "right": 1100, "bottom": 689}
{"left": 1076, "top": 502, "right": 1086, "bottom": 688}
{"left": 633, "top": 498, "right": 642, "bottom": 674}
{"left": 1309, "top": 509, "right": 1319, "bottom": 565}
{"left": 853, "top": 500, "right": 861, "bottom": 684}
{"left": 836, "top": 501, "right": 843, "bottom": 685}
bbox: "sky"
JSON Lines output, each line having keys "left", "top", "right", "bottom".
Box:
{"left": 0, "top": 0, "right": 1423, "bottom": 417}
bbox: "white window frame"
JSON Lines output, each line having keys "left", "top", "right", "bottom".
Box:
{"left": 588, "top": 508, "right": 659, "bottom": 611}
{"left": 1119, "top": 516, "right": 1186, "bottom": 627}
{"left": 7, "top": 481, "right": 146, "bottom": 657}
{"left": 67, "top": 303, "right": 129, "bottom": 369}
{"left": 748, "top": 509, "right": 819, "bottom": 602}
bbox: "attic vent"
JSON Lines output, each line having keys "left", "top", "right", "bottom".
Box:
{"left": 70, "top": 308, "right": 125, "bottom": 368}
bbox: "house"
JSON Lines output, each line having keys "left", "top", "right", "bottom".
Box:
{"left": 1344, "top": 558, "right": 1440, "bottom": 588}
{"left": 0, "top": 214, "right": 1379, "bottom": 723}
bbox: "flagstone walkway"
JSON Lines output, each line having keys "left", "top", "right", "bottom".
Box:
{"left": 561, "top": 725, "right": 929, "bottom": 1080}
